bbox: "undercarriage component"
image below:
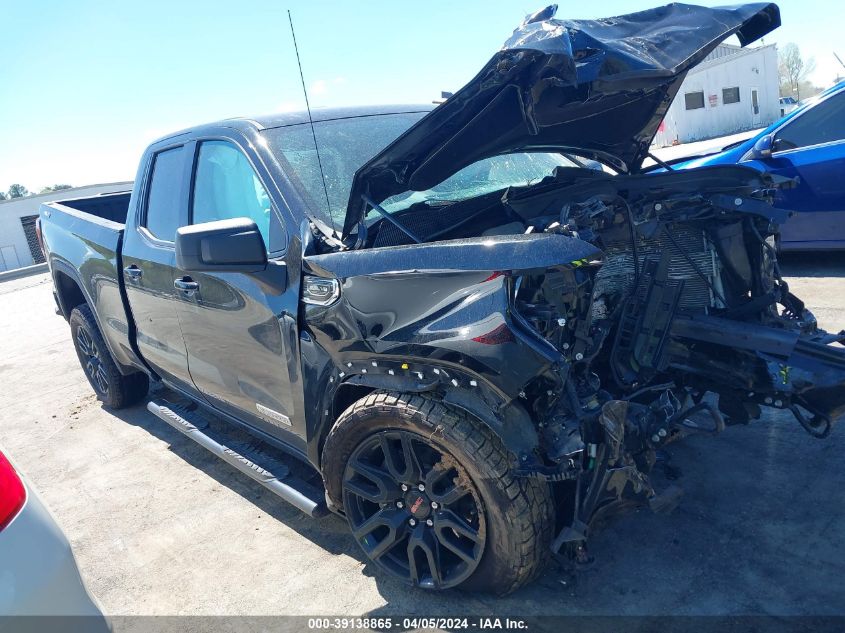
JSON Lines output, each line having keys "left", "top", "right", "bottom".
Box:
{"left": 552, "top": 400, "right": 672, "bottom": 553}
{"left": 550, "top": 394, "right": 728, "bottom": 558}
{"left": 670, "top": 314, "right": 845, "bottom": 430}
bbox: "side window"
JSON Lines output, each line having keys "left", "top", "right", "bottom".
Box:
{"left": 775, "top": 93, "right": 845, "bottom": 151}
{"left": 191, "top": 141, "right": 273, "bottom": 249}
{"left": 144, "top": 146, "right": 185, "bottom": 242}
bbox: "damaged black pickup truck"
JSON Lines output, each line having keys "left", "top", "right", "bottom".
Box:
{"left": 39, "top": 2, "right": 844, "bottom": 593}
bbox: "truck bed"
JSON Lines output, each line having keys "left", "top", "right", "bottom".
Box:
{"left": 50, "top": 191, "right": 131, "bottom": 225}
{"left": 39, "top": 192, "right": 140, "bottom": 374}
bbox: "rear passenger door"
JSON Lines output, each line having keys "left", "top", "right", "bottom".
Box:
{"left": 121, "top": 142, "right": 193, "bottom": 392}
{"left": 172, "top": 135, "right": 304, "bottom": 449}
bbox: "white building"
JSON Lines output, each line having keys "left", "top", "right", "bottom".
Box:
{"left": 653, "top": 43, "right": 780, "bottom": 147}
{"left": 0, "top": 182, "right": 132, "bottom": 272}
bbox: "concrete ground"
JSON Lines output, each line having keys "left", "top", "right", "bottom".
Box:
{"left": 1, "top": 258, "right": 844, "bottom": 617}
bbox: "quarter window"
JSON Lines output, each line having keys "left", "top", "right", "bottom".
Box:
{"left": 684, "top": 91, "right": 705, "bottom": 110}
{"left": 191, "top": 141, "right": 273, "bottom": 249}
{"left": 775, "top": 92, "right": 845, "bottom": 151}
{"left": 144, "top": 146, "right": 185, "bottom": 242}
{"left": 722, "top": 87, "right": 741, "bottom": 104}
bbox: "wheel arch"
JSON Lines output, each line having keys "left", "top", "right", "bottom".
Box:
{"left": 53, "top": 266, "right": 87, "bottom": 319}
{"left": 318, "top": 369, "right": 540, "bottom": 482}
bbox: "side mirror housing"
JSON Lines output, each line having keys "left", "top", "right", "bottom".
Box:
{"left": 176, "top": 218, "right": 267, "bottom": 273}
{"left": 750, "top": 133, "right": 775, "bottom": 160}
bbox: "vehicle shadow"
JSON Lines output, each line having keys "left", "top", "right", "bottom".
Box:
{"left": 779, "top": 251, "right": 845, "bottom": 278}
{"left": 105, "top": 385, "right": 366, "bottom": 564}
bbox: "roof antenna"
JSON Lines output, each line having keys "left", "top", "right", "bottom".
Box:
{"left": 287, "top": 10, "right": 336, "bottom": 236}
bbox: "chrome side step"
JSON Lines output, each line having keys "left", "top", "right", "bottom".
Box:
{"left": 147, "top": 400, "right": 327, "bottom": 518}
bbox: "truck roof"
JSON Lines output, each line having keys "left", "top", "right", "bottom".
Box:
{"left": 155, "top": 104, "right": 436, "bottom": 144}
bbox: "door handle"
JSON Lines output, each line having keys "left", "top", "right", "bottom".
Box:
{"left": 123, "top": 265, "right": 142, "bottom": 281}
{"left": 174, "top": 277, "right": 199, "bottom": 292}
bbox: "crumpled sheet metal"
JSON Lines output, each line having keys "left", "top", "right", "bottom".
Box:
{"left": 506, "top": 3, "right": 780, "bottom": 84}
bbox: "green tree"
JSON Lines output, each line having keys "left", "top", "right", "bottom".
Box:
{"left": 0, "top": 191, "right": 7, "bottom": 201}
{"left": 7, "top": 184, "right": 29, "bottom": 198}
{"left": 39, "top": 184, "right": 73, "bottom": 194}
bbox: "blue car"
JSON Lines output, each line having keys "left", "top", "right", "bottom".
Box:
{"left": 670, "top": 81, "right": 845, "bottom": 251}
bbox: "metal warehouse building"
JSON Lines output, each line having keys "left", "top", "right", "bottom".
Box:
{"left": 0, "top": 182, "right": 132, "bottom": 272}
{"left": 653, "top": 43, "right": 780, "bottom": 147}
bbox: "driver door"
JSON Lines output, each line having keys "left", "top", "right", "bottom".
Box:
{"left": 172, "top": 136, "right": 305, "bottom": 449}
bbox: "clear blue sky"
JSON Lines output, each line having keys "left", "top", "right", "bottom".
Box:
{"left": 1, "top": 0, "right": 840, "bottom": 192}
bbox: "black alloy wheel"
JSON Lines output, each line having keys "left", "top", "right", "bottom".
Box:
{"left": 342, "top": 429, "right": 486, "bottom": 589}
{"left": 76, "top": 323, "right": 110, "bottom": 396}
{"left": 69, "top": 304, "right": 149, "bottom": 409}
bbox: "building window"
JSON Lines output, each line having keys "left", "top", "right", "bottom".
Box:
{"left": 723, "top": 87, "right": 741, "bottom": 104}
{"left": 684, "top": 91, "right": 705, "bottom": 110}
{"left": 20, "top": 215, "right": 45, "bottom": 264}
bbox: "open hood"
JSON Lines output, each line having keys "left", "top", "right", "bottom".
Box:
{"left": 343, "top": 2, "right": 780, "bottom": 238}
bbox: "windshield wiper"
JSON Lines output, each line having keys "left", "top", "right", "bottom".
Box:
{"left": 362, "top": 194, "right": 423, "bottom": 244}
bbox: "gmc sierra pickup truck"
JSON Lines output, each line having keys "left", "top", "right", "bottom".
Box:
{"left": 39, "top": 2, "right": 845, "bottom": 593}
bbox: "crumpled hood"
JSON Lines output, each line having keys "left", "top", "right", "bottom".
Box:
{"left": 343, "top": 2, "right": 780, "bottom": 238}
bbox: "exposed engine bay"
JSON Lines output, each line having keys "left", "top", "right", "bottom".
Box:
{"left": 322, "top": 162, "right": 845, "bottom": 563}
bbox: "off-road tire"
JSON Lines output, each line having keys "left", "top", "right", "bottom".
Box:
{"left": 322, "top": 391, "right": 554, "bottom": 594}
{"left": 69, "top": 304, "right": 149, "bottom": 409}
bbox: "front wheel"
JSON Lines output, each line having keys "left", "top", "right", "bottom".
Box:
{"left": 69, "top": 304, "right": 149, "bottom": 409}
{"left": 322, "top": 392, "right": 554, "bottom": 594}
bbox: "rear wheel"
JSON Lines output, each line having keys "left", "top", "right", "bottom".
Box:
{"left": 70, "top": 304, "right": 149, "bottom": 409}
{"left": 322, "top": 392, "right": 554, "bottom": 593}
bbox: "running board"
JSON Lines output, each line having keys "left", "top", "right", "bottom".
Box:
{"left": 147, "top": 400, "right": 327, "bottom": 518}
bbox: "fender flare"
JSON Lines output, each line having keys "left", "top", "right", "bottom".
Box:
{"left": 323, "top": 367, "right": 540, "bottom": 467}
{"left": 50, "top": 257, "right": 91, "bottom": 318}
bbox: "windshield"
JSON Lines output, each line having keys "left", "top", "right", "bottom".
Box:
{"left": 380, "top": 153, "right": 577, "bottom": 215}
{"left": 262, "top": 112, "right": 427, "bottom": 230}
{"left": 262, "top": 113, "right": 580, "bottom": 231}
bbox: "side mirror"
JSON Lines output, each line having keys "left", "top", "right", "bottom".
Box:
{"left": 750, "top": 133, "right": 775, "bottom": 160}
{"left": 176, "top": 217, "right": 267, "bottom": 273}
